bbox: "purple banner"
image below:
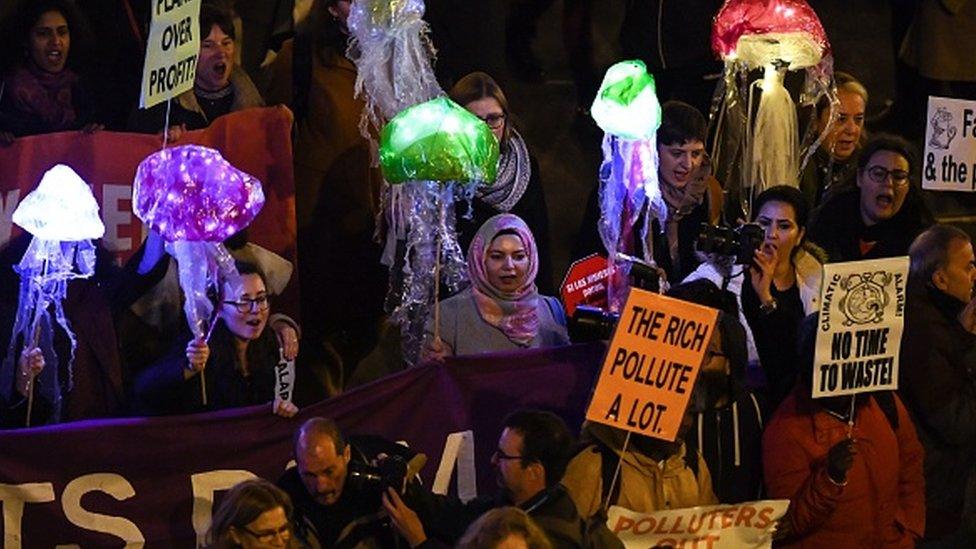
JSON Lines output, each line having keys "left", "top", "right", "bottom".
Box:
{"left": 0, "top": 343, "right": 604, "bottom": 547}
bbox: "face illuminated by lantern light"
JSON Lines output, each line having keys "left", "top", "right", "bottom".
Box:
{"left": 28, "top": 11, "right": 70, "bottom": 74}
{"left": 196, "top": 25, "right": 235, "bottom": 92}
{"left": 220, "top": 273, "right": 269, "bottom": 340}
{"left": 485, "top": 233, "right": 529, "bottom": 292}
{"left": 658, "top": 140, "right": 705, "bottom": 189}
{"left": 818, "top": 90, "right": 865, "bottom": 162}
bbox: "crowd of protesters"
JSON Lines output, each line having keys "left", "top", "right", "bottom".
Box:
{"left": 3, "top": 0, "right": 976, "bottom": 547}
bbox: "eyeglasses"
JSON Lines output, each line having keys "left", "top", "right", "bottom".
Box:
{"left": 222, "top": 294, "right": 270, "bottom": 313}
{"left": 479, "top": 113, "right": 507, "bottom": 129}
{"left": 493, "top": 448, "right": 523, "bottom": 461}
{"left": 866, "top": 166, "right": 910, "bottom": 186}
{"left": 238, "top": 523, "right": 290, "bottom": 543}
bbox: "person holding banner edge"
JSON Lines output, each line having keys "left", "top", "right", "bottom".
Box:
{"left": 132, "top": 261, "right": 299, "bottom": 417}
{"left": 0, "top": 0, "right": 105, "bottom": 144}
{"left": 422, "top": 214, "right": 568, "bottom": 361}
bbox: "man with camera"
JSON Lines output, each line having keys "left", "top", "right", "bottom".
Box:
{"left": 380, "top": 410, "right": 588, "bottom": 548}
{"left": 278, "top": 417, "right": 422, "bottom": 548}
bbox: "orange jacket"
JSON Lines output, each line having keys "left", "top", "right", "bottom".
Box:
{"left": 763, "top": 391, "right": 925, "bottom": 548}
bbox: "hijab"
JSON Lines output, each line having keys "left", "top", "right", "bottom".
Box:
{"left": 467, "top": 214, "right": 540, "bottom": 346}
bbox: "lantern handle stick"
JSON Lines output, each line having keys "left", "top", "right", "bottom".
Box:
{"left": 433, "top": 193, "right": 445, "bottom": 344}
{"left": 24, "top": 257, "right": 51, "bottom": 427}
{"left": 603, "top": 431, "right": 631, "bottom": 512}
{"left": 162, "top": 98, "right": 172, "bottom": 148}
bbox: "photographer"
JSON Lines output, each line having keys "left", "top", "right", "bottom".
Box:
{"left": 278, "top": 417, "right": 422, "bottom": 547}
{"left": 380, "top": 410, "right": 587, "bottom": 548}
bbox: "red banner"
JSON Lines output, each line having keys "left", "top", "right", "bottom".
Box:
{"left": 0, "top": 106, "right": 297, "bottom": 269}
{"left": 0, "top": 344, "right": 604, "bottom": 547}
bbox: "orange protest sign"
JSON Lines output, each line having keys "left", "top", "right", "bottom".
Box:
{"left": 586, "top": 288, "right": 719, "bottom": 441}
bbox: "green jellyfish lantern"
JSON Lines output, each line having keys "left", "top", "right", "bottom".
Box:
{"left": 379, "top": 96, "right": 499, "bottom": 185}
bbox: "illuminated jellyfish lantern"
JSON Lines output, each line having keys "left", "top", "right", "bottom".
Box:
{"left": 133, "top": 145, "right": 265, "bottom": 344}
{"left": 347, "top": 0, "right": 442, "bottom": 135}
{"left": 712, "top": 0, "right": 833, "bottom": 213}
{"left": 379, "top": 96, "right": 499, "bottom": 363}
{"left": 590, "top": 60, "right": 664, "bottom": 311}
{"left": 2, "top": 165, "right": 105, "bottom": 422}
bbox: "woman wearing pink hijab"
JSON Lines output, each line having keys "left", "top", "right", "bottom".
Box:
{"left": 423, "top": 214, "right": 569, "bottom": 359}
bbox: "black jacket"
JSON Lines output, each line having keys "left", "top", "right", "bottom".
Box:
{"left": 900, "top": 283, "right": 976, "bottom": 537}
{"left": 807, "top": 187, "right": 933, "bottom": 263}
{"left": 687, "top": 391, "right": 766, "bottom": 504}
{"left": 414, "top": 484, "right": 587, "bottom": 549}
{"left": 132, "top": 320, "right": 280, "bottom": 416}
{"left": 280, "top": 435, "right": 418, "bottom": 548}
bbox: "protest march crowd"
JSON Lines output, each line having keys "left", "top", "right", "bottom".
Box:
{"left": 3, "top": 0, "right": 976, "bottom": 547}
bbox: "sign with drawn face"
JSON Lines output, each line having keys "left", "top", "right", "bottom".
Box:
{"left": 813, "top": 257, "right": 909, "bottom": 397}
{"left": 923, "top": 96, "right": 976, "bottom": 191}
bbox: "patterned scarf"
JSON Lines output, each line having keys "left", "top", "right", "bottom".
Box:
{"left": 467, "top": 214, "right": 540, "bottom": 346}
{"left": 476, "top": 129, "right": 531, "bottom": 212}
{"left": 4, "top": 62, "right": 78, "bottom": 131}
{"left": 658, "top": 166, "right": 708, "bottom": 269}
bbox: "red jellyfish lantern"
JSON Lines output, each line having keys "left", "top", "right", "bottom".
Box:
{"left": 710, "top": 0, "right": 837, "bottom": 217}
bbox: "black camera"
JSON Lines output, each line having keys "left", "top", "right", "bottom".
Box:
{"left": 346, "top": 454, "right": 408, "bottom": 505}
{"left": 569, "top": 305, "right": 620, "bottom": 342}
{"left": 695, "top": 223, "right": 764, "bottom": 264}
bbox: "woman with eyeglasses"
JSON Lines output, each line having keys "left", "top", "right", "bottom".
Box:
{"left": 448, "top": 72, "right": 554, "bottom": 293}
{"left": 807, "top": 134, "right": 934, "bottom": 263}
{"left": 133, "top": 261, "right": 300, "bottom": 417}
{"left": 205, "top": 478, "right": 297, "bottom": 549}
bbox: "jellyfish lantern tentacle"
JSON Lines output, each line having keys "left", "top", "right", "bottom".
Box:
{"left": 2, "top": 165, "right": 104, "bottom": 422}
{"left": 591, "top": 60, "right": 664, "bottom": 311}
{"left": 711, "top": 0, "right": 837, "bottom": 217}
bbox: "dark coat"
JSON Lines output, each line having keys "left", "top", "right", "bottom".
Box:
{"left": 899, "top": 283, "right": 976, "bottom": 538}
{"left": 807, "top": 187, "right": 933, "bottom": 263}
{"left": 0, "top": 65, "right": 100, "bottom": 137}
{"left": 279, "top": 435, "right": 418, "bottom": 548}
{"left": 132, "top": 320, "right": 280, "bottom": 416}
{"left": 687, "top": 391, "right": 766, "bottom": 504}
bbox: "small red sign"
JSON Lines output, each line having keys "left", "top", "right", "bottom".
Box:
{"left": 560, "top": 254, "right": 611, "bottom": 317}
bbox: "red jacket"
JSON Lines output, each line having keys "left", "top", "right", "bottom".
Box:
{"left": 763, "top": 390, "right": 925, "bottom": 548}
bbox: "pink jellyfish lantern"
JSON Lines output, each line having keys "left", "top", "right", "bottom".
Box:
{"left": 711, "top": 0, "right": 835, "bottom": 216}
{"left": 133, "top": 146, "right": 264, "bottom": 383}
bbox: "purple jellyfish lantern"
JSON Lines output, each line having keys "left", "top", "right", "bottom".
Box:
{"left": 133, "top": 145, "right": 265, "bottom": 343}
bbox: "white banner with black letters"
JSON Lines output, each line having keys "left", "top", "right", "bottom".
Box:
{"left": 813, "top": 257, "right": 909, "bottom": 397}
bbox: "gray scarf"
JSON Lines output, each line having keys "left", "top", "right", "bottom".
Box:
{"left": 477, "top": 129, "right": 531, "bottom": 212}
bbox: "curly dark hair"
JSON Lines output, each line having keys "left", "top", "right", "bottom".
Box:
{"left": 0, "top": 0, "right": 94, "bottom": 75}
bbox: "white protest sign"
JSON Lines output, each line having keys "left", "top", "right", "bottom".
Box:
{"left": 813, "top": 257, "right": 909, "bottom": 398}
{"left": 923, "top": 96, "right": 976, "bottom": 191}
{"left": 274, "top": 349, "right": 295, "bottom": 404}
{"left": 140, "top": 0, "right": 202, "bottom": 108}
{"left": 607, "top": 500, "right": 789, "bottom": 549}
